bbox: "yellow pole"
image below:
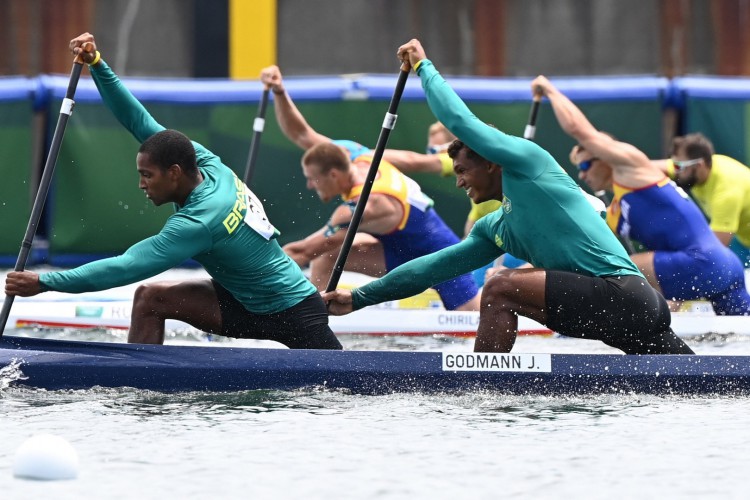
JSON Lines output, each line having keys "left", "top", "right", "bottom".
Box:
{"left": 230, "top": 0, "right": 277, "bottom": 79}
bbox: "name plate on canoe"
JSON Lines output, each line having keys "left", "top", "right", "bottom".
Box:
{"left": 442, "top": 353, "right": 552, "bottom": 372}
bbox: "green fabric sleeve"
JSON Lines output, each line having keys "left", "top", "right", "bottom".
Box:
{"left": 39, "top": 214, "right": 213, "bottom": 293}
{"left": 90, "top": 60, "right": 165, "bottom": 143}
{"left": 415, "top": 60, "right": 550, "bottom": 177}
{"left": 91, "top": 60, "right": 219, "bottom": 169}
{"left": 351, "top": 232, "right": 501, "bottom": 310}
{"left": 38, "top": 59, "right": 220, "bottom": 294}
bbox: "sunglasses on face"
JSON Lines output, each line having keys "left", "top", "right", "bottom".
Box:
{"left": 673, "top": 158, "right": 702, "bottom": 171}
{"left": 577, "top": 158, "right": 599, "bottom": 171}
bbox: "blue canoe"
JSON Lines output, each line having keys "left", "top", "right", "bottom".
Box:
{"left": 1, "top": 335, "right": 749, "bottom": 395}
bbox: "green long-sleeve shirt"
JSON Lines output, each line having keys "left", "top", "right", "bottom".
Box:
{"left": 40, "top": 60, "right": 317, "bottom": 314}
{"left": 352, "top": 60, "right": 641, "bottom": 310}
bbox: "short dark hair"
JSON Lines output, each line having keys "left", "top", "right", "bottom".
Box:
{"left": 672, "top": 133, "right": 714, "bottom": 167}
{"left": 447, "top": 139, "right": 486, "bottom": 162}
{"left": 302, "top": 142, "right": 350, "bottom": 174}
{"left": 138, "top": 129, "right": 198, "bottom": 175}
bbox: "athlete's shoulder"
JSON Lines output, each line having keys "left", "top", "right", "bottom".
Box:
{"left": 713, "top": 154, "right": 750, "bottom": 181}
{"left": 713, "top": 154, "right": 748, "bottom": 168}
{"left": 471, "top": 206, "right": 503, "bottom": 233}
{"left": 332, "top": 139, "right": 370, "bottom": 161}
{"left": 469, "top": 199, "right": 502, "bottom": 221}
{"left": 190, "top": 140, "right": 226, "bottom": 171}
{"left": 166, "top": 208, "right": 210, "bottom": 230}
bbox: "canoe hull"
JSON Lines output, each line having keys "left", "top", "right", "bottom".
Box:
{"left": 2, "top": 336, "right": 750, "bottom": 396}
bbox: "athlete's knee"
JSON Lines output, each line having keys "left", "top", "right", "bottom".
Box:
{"left": 482, "top": 269, "right": 524, "bottom": 300}
{"left": 132, "top": 282, "right": 171, "bottom": 314}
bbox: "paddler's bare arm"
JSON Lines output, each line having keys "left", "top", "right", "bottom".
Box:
{"left": 260, "top": 65, "right": 331, "bottom": 150}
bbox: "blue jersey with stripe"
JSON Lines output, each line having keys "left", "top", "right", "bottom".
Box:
{"left": 609, "top": 178, "right": 750, "bottom": 313}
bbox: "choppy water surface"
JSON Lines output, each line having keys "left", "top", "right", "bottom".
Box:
{"left": 1, "top": 330, "right": 750, "bottom": 499}
{"left": 2, "top": 384, "right": 750, "bottom": 499}
{"left": 2, "top": 269, "right": 750, "bottom": 498}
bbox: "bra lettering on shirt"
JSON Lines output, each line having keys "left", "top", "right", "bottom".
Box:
{"left": 223, "top": 174, "right": 278, "bottom": 240}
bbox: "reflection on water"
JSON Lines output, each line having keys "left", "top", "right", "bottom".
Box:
{"left": 0, "top": 382, "right": 735, "bottom": 421}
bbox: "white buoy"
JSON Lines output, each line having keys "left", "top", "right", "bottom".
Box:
{"left": 13, "top": 434, "right": 79, "bottom": 480}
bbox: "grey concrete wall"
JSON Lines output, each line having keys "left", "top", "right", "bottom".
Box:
{"left": 30, "top": 0, "right": 716, "bottom": 77}
{"left": 504, "top": 0, "right": 661, "bottom": 76}
{"left": 276, "top": 0, "right": 475, "bottom": 75}
{"left": 92, "top": 0, "right": 194, "bottom": 77}
{"left": 276, "top": 0, "right": 717, "bottom": 77}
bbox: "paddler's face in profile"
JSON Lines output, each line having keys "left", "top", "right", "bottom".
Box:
{"left": 453, "top": 148, "right": 502, "bottom": 203}
{"left": 136, "top": 152, "right": 179, "bottom": 206}
{"left": 671, "top": 147, "right": 703, "bottom": 190}
{"left": 302, "top": 161, "right": 339, "bottom": 203}
{"left": 575, "top": 150, "right": 612, "bottom": 193}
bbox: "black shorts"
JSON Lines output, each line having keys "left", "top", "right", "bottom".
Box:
{"left": 544, "top": 271, "right": 693, "bottom": 354}
{"left": 213, "top": 281, "right": 342, "bottom": 350}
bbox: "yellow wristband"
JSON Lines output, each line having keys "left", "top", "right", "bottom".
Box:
{"left": 413, "top": 60, "right": 423, "bottom": 72}
{"left": 438, "top": 153, "right": 454, "bottom": 177}
{"left": 88, "top": 50, "right": 101, "bottom": 66}
{"left": 665, "top": 158, "right": 676, "bottom": 179}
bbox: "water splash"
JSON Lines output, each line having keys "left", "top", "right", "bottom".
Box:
{"left": 0, "top": 359, "right": 28, "bottom": 390}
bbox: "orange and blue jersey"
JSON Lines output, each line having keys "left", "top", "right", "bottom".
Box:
{"left": 609, "top": 178, "right": 750, "bottom": 314}
{"left": 342, "top": 156, "right": 478, "bottom": 310}
{"left": 344, "top": 155, "right": 434, "bottom": 230}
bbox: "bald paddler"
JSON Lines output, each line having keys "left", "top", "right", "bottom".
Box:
{"left": 324, "top": 39, "right": 694, "bottom": 355}
{"left": 4, "top": 33, "right": 342, "bottom": 350}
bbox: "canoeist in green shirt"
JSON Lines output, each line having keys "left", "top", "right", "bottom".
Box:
{"left": 4, "top": 33, "right": 341, "bottom": 350}
{"left": 324, "top": 39, "right": 693, "bottom": 355}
